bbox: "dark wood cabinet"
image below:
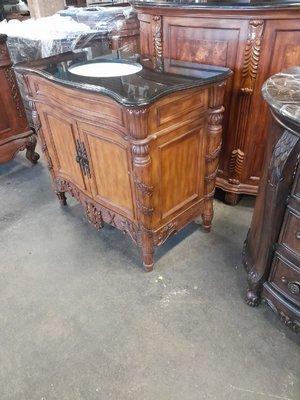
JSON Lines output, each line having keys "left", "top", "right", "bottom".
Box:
{"left": 134, "top": 3, "right": 300, "bottom": 204}
{"left": 243, "top": 69, "right": 300, "bottom": 333}
{"left": 0, "top": 34, "right": 38, "bottom": 165}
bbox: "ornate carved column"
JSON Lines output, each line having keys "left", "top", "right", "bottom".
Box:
{"left": 151, "top": 16, "right": 163, "bottom": 72}
{"left": 203, "top": 82, "right": 226, "bottom": 231}
{"left": 126, "top": 107, "right": 155, "bottom": 271}
{"left": 227, "top": 19, "right": 264, "bottom": 204}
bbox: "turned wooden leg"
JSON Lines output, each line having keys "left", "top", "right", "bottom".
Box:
{"left": 25, "top": 134, "right": 40, "bottom": 164}
{"left": 56, "top": 191, "right": 67, "bottom": 206}
{"left": 140, "top": 232, "right": 154, "bottom": 272}
{"left": 224, "top": 192, "right": 241, "bottom": 206}
{"left": 202, "top": 199, "right": 213, "bottom": 232}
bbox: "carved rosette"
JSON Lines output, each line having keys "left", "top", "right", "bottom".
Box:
{"left": 4, "top": 67, "right": 26, "bottom": 118}
{"left": 152, "top": 16, "right": 163, "bottom": 72}
{"left": 229, "top": 19, "right": 264, "bottom": 185}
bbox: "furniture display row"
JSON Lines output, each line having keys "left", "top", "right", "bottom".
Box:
{"left": 15, "top": 50, "right": 231, "bottom": 271}
{"left": 132, "top": 0, "right": 300, "bottom": 204}
{"left": 0, "top": 34, "right": 38, "bottom": 165}
{"left": 243, "top": 68, "right": 300, "bottom": 333}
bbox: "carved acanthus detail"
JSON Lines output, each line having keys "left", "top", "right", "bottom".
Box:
{"left": 156, "top": 222, "right": 177, "bottom": 246}
{"left": 85, "top": 202, "right": 103, "bottom": 231}
{"left": 229, "top": 148, "right": 245, "bottom": 183}
{"left": 152, "top": 16, "right": 163, "bottom": 72}
{"left": 133, "top": 176, "right": 154, "bottom": 196}
{"left": 121, "top": 220, "right": 139, "bottom": 245}
{"left": 241, "top": 20, "right": 264, "bottom": 93}
{"left": 268, "top": 130, "right": 298, "bottom": 187}
{"left": 56, "top": 178, "right": 80, "bottom": 201}
{"left": 229, "top": 20, "right": 264, "bottom": 185}
{"left": 4, "top": 67, "right": 26, "bottom": 118}
{"left": 136, "top": 200, "right": 154, "bottom": 216}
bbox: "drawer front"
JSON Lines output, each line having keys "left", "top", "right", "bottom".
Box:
{"left": 269, "top": 254, "right": 300, "bottom": 307}
{"left": 280, "top": 208, "right": 300, "bottom": 255}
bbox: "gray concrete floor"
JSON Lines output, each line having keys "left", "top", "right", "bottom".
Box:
{"left": 0, "top": 150, "right": 299, "bottom": 400}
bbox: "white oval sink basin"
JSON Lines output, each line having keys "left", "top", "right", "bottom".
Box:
{"left": 68, "top": 62, "right": 143, "bottom": 78}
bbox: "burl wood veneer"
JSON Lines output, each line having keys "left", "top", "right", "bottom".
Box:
{"left": 0, "top": 34, "right": 39, "bottom": 165}
{"left": 16, "top": 55, "right": 230, "bottom": 270}
{"left": 133, "top": 0, "right": 300, "bottom": 204}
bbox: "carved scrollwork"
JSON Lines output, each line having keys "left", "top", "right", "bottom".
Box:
{"left": 4, "top": 67, "right": 26, "bottom": 118}
{"left": 136, "top": 200, "right": 154, "bottom": 216}
{"left": 121, "top": 220, "right": 139, "bottom": 245}
{"left": 264, "top": 298, "right": 300, "bottom": 333}
{"left": 56, "top": 178, "right": 80, "bottom": 201}
{"left": 156, "top": 222, "right": 177, "bottom": 247}
{"left": 268, "top": 130, "right": 298, "bottom": 187}
{"left": 152, "top": 16, "right": 163, "bottom": 72}
{"left": 85, "top": 202, "right": 103, "bottom": 231}
{"left": 133, "top": 176, "right": 153, "bottom": 196}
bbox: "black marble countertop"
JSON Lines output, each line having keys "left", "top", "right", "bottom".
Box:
{"left": 130, "top": 0, "right": 300, "bottom": 9}
{"left": 262, "top": 67, "right": 300, "bottom": 125}
{"left": 14, "top": 49, "right": 231, "bottom": 107}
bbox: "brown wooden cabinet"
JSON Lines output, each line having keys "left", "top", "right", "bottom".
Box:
{"left": 133, "top": 2, "right": 300, "bottom": 204}
{"left": 0, "top": 34, "right": 38, "bottom": 165}
{"left": 18, "top": 55, "right": 230, "bottom": 270}
{"left": 243, "top": 69, "right": 300, "bottom": 332}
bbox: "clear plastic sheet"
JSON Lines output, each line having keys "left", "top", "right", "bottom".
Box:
{"left": 0, "top": 15, "right": 108, "bottom": 63}
{"left": 58, "top": 6, "right": 137, "bottom": 33}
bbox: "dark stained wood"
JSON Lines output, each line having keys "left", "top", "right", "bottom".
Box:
{"left": 135, "top": 5, "right": 300, "bottom": 204}
{"left": 0, "top": 34, "right": 39, "bottom": 165}
{"left": 24, "top": 73, "right": 227, "bottom": 270}
{"left": 243, "top": 106, "right": 300, "bottom": 333}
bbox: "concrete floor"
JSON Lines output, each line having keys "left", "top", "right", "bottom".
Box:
{"left": 0, "top": 151, "right": 299, "bottom": 400}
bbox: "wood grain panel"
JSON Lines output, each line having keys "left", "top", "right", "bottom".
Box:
{"left": 159, "top": 128, "right": 203, "bottom": 218}
{"left": 78, "top": 123, "right": 134, "bottom": 216}
{"left": 33, "top": 78, "right": 125, "bottom": 129}
{"left": 38, "top": 105, "right": 87, "bottom": 191}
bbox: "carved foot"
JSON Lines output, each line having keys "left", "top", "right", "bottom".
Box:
{"left": 202, "top": 214, "right": 212, "bottom": 232}
{"left": 245, "top": 288, "right": 261, "bottom": 307}
{"left": 224, "top": 192, "right": 241, "bottom": 206}
{"left": 56, "top": 191, "right": 67, "bottom": 206}
{"left": 25, "top": 135, "right": 40, "bottom": 164}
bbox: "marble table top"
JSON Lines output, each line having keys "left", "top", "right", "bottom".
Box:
{"left": 262, "top": 67, "right": 300, "bottom": 125}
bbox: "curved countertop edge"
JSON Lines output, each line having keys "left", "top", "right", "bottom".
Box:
{"left": 130, "top": 0, "right": 300, "bottom": 10}
{"left": 262, "top": 69, "right": 300, "bottom": 130}
{"left": 14, "top": 64, "right": 232, "bottom": 108}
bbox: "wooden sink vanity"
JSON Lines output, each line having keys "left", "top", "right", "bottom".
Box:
{"left": 15, "top": 52, "right": 231, "bottom": 270}
{"left": 132, "top": 0, "right": 300, "bottom": 204}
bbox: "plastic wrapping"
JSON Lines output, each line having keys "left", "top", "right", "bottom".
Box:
{"left": 58, "top": 6, "right": 137, "bottom": 33}
{"left": 58, "top": 6, "right": 140, "bottom": 54}
{"left": 0, "top": 15, "right": 108, "bottom": 63}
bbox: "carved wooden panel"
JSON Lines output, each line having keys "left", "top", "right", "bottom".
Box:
{"left": 37, "top": 104, "right": 88, "bottom": 192}
{"left": 162, "top": 17, "right": 246, "bottom": 74}
{"left": 78, "top": 122, "right": 135, "bottom": 218}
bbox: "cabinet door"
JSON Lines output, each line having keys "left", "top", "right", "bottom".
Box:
{"left": 37, "top": 104, "right": 89, "bottom": 193}
{"left": 77, "top": 121, "right": 135, "bottom": 219}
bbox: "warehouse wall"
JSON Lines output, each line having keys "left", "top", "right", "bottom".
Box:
{"left": 27, "top": 0, "right": 65, "bottom": 18}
